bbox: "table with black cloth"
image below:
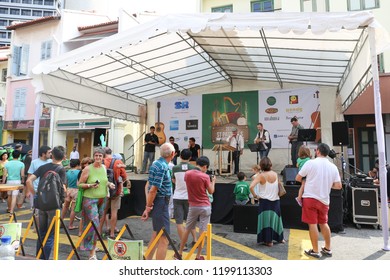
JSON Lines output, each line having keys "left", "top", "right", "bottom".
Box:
{"left": 118, "top": 180, "right": 343, "bottom": 232}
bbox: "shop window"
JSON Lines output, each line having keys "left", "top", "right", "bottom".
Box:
{"left": 211, "top": 5, "right": 233, "bottom": 12}
{"left": 348, "top": 0, "right": 379, "bottom": 10}
{"left": 251, "top": 0, "right": 273, "bottom": 12}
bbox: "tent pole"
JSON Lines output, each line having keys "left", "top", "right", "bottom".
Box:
{"left": 368, "top": 27, "right": 390, "bottom": 251}
{"left": 32, "top": 92, "right": 41, "bottom": 160}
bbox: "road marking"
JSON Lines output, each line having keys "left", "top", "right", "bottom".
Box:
{"left": 287, "top": 229, "right": 312, "bottom": 260}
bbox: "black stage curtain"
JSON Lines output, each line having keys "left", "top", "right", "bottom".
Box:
{"left": 118, "top": 180, "right": 343, "bottom": 232}
{"left": 118, "top": 180, "right": 235, "bottom": 224}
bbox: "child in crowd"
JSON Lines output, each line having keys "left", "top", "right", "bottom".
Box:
{"left": 296, "top": 145, "right": 311, "bottom": 206}
{"left": 233, "top": 172, "right": 251, "bottom": 205}
{"left": 61, "top": 159, "right": 81, "bottom": 230}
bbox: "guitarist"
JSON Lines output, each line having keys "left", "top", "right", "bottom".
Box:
{"left": 288, "top": 117, "right": 304, "bottom": 167}
{"left": 141, "top": 126, "right": 159, "bottom": 174}
{"left": 254, "top": 122, "right": 271, "bottom": 160}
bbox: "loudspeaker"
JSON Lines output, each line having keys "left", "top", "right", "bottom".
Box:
{"left": 328, "top": 189, "right": 344, "bottom": 233}
{"left": 283, "top": 167, "right": 300, "bottom": 186}
{"left": 233, "top": 204, "right": 257, "bottom": 234}
{"left": 332, "top": 121, "right": 349, "bottom": 146}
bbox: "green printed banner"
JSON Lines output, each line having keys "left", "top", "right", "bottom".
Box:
{"left": 107, "top": 238, "right": 143, "bottom": 260}
{"left": 0, "top": 223, "right": 22, "bottom": 250}
{"left": 202, "top": 91, "right": 259, "bottom": 149}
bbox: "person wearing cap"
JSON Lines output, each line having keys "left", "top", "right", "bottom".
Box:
{"left": 226, "top": 127, "right": 245, "bottom": 174}
{"left": 288, "top": 117, "right": 304, "bottom": 167}
{"left": 177, "top": 156, "right": 215, "bottom": 260}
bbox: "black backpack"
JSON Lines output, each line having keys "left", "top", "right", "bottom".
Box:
{"left": 107, "top": 159, "right": 118, "bottom": 198}
{"left": 34, "top": 165, "right": 65, "bottom": 211}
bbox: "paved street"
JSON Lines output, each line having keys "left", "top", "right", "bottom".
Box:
{"left": 1, "top": 198, "right": 390, "bottom": 261}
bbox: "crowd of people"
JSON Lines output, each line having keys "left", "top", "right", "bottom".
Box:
{"left": 0, "top": 143, "right": 129, "bottom": 260}
{"left": 137, "top": 122, "right": 343, "bottom": 260}
{"left": 0, "top": 122, "right": 343, "bottom": 260}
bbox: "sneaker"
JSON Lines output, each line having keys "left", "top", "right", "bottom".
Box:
{"left": 295, "top": 197, "right": 302, "bottom": 207}
{"left": 89, "top": 255, "right": 98, "bottom": 260}
{"left": 304, "top": 249, "right": 321, "bottom": 259}
{"left": 195, "top": 256, "right": 205, "bottom": 260}
{"left": 321, "top": 247, "right": 333, "bottom": 257}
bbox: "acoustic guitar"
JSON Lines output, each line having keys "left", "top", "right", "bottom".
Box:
{"left": 155, "top": 101, "right": 166, "bottom": 145}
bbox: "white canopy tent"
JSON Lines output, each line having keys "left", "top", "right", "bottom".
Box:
{"left": 32, "top": 11, "right": 390, "bottom": 248}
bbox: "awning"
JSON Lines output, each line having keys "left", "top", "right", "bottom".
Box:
{"left": 32, "top": 12, "right": 390, "bottom": 122}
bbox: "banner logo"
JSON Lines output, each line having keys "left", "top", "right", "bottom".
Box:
{"left": 265, "top": 108, "right": 278, "bottom": 114}
{"left": 266, "top": 96, "right": 276, "bottom": 106}
{"left": 289, "top": 95, "right": 299, "bottom": 104}
{"left": 186, "top": 120, "right": 198, "bottom": 130}
{"left": 174, "top": 101, "right": 189, "bottom": 109}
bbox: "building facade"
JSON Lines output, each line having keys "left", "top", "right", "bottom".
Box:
{"left": 0, "top": 0, "right": 59, "bottom": 46}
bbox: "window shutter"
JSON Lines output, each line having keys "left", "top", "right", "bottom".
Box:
{"left": 12, "top": 46, "right": 21, "bottom": 76}
{"left": 19, "top": 44, "right": 29, "bottom": 75}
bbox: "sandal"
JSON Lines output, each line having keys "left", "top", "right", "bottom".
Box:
{"left": 304, "top": 249, "right": 321, "bottom": 259}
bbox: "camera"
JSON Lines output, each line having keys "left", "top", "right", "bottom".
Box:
{"left": 95, "top": 180, "right": 100, "bottom": 184}
{"left": 209, "top": 174, "right": 215, "bottom": 182}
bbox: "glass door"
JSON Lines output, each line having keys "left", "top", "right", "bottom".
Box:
{"left": 358, "top": 127, "right": 377, "bottom": 173}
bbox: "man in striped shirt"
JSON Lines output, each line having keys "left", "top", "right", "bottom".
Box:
{"left": 141, "top": 142, "right": 175, "bottom": 260}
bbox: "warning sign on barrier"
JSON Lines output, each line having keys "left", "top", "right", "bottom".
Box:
{"left": 0, "top": 223, "right": 22, "bottom": 250}
{"left": 107, "top": 238, "right": 143, "bottom": 260}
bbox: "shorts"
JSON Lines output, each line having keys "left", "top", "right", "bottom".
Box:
{"left": 173, "top": 199, "right": 189, "bottom": 224}
{"left": 151, "top": 196, "right": 170, "bottom": 234}
{"left": 302, "top": 197, "right": 329, "bottom": 225}
{"left": 7, "top": 180, "right": 21, "bottom": 196}
{"left": 65, "top": 188, "right": 78, "bottom": 203}
{"left": 186, "top": 206, "right": 211, "bottom": 232}
{"left": 107, "top": 196, "right": 121, "bottom": 212}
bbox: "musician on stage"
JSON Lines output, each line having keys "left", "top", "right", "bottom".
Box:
{"left": 226, "top": 127, "right": 244, "bottom": 175}
{"left": 253, "top": 122, "right": 271, "bottom": 160}
{"left": 288, "top": 117, "right": 304, "bottom": 167}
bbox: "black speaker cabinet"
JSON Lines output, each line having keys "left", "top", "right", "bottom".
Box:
{"left": 328, "top": 189, "right": 344, "bottom": 233}
{"left": 283, "top": 167, "right": 300, "bottom": 186}
{"left": 233, "top": 204, "right": 258, "bottom": 234}
{"left": 351, "top": 187, "right": 379, "bottom": 226}
{"left": 332, "top": 121, "right": 349, "bottom": 146}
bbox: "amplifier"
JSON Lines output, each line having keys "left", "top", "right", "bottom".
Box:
{"left": 350, "top": 176, "right": 374, "bottom": 188}
{"left": 351, "top": 187, "right": 379, "bottom": 228}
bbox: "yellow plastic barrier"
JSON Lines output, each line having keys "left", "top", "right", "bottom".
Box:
{"left": 144, "top": 224, "right": 213, "bottom": 260}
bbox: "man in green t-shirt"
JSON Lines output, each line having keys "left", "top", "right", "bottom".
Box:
{"left": 234, "top": 172, "right": 250, "bottom": 205}
{"left": 2, "top": 150, "right": 25, "bottom": 215}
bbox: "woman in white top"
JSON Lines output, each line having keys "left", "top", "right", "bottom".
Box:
{"left": 250, "top": 157, "right": 284, "bottom": 247}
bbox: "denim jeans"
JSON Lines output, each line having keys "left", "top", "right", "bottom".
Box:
{"left": 141, "top": 151, "right": 155, "bottom": 172}
{"left": 258, "top": 148, "right": 270, "bottom": 160}
{"left": 36, "top": 209, "right": 56, "bottom": 260}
